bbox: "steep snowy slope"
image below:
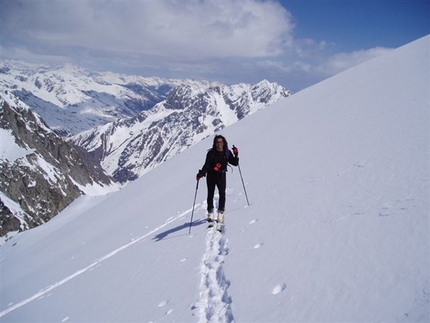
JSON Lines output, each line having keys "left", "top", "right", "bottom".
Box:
{"left": 0, "top": 36, "right": 428, "bottom": 323}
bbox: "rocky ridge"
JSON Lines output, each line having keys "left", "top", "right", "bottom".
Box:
{"left": 0, "top": 91, "right": 113, "bottom": 242}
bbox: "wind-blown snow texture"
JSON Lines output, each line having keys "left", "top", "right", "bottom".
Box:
{"left": 1, "top": 36, "right": 429, "bottom": 322}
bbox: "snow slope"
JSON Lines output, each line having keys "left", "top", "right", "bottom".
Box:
{"left": 0, "top": 36, "right": 429, "bottom": 322}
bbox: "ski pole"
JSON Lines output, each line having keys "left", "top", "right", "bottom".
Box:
{"left": 234, "top": 145, "right": 250, "bottom": 206}
{"left": 238, "top": 163, "right": 250, "bottom": 206}
{"left": 188, "top": 179, "right": 199, "bottom": 234}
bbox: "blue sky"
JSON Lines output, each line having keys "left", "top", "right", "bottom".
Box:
{"left": 283, "top": 1, "right": 429, "bottom": 51}
{"left": 1, "top": 0, "right": 428, "bottom": 91}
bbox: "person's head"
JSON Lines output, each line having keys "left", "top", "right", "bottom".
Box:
{"left": 213, "top": 135, "right": 228, "bottom": 152}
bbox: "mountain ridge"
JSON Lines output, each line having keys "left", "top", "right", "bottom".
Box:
{"left": 0, "top": 93, "right": 113, "bottom": 240}
{"left": 68, "top": 79, "right": 290, "bottom": 182}
{"left": 0, "top": 61, "right": 291, "bottom": 136}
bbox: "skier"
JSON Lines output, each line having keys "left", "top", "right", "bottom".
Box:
{"left": 196, "top": 135, "right": 239, "bottom": 225}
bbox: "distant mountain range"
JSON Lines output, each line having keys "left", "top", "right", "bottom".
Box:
{"left": 0, "top": 61, "right": 292, "bottom": 240}
{"left": 0, "top": 61, "right": 186, "bottom": 136}
{"left": 69, "top": 79, "right": 291, "bottom": 183}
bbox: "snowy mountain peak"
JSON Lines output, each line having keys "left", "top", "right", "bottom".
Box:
{"left": 0, "top": 60, "right": 291, "bottom": 136}
{"left": 0, "top": 61, "right": 181, "bottom": 135}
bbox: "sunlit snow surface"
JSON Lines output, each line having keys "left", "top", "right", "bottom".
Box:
{"left": 0, "top": 36, "right": 429, "bottom": 322}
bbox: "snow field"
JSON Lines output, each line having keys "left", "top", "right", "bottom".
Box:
{"left": 0, "top": 35, "right": 428, "bottom": 322}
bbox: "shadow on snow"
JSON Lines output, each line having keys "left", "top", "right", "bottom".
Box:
{"left": 152, "top": 218, "right": 207, "bottom": 242}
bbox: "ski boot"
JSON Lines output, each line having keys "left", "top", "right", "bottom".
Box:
{"left": 216, "top": 210, "right": 225, "bottom": 232}
{"left": 207, "top": 209, "right": 215, "bottom": 228}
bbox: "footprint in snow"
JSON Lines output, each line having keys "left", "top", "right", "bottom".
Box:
{"left": 254, "top": 243, "right": 263, "bottom": 249}
{"left": 272, "top": 283, "right": 287, "bottom": 295}
{"left": 158, "top": 301, "right": 173, "bottom": 316}
{"left": 158, "top": 300, "right": 169, "bottom": 307}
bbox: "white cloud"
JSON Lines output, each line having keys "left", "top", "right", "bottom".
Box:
{"left": 0, "top": 0, "right": 397, "bottom": 90}
{"left": 243, "top": 46, "right": 394, "bottom": 90}
{"left": 2, "top": 0, "right": 294, "bottom": 59}
{"left": 317, "top": 47, "right": 394, "bottom": 76}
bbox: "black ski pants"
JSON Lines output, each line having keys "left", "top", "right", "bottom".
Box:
{"left": 206, "top": 172, "right": 226, "bottom": 212}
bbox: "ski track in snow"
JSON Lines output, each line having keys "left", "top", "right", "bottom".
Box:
{"left": 0, "top": 206, "right": 197, "bottom": 318}
{"left": 194, "top": 228, "right": 234, "bottom": 323}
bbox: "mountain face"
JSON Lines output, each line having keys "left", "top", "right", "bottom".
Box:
{"left": 0, "top": 61, "right": 184, "bottom": 136}
{"left": 69, "top": 80, "right": 291, "bottom": 183}
{"left": 0, "top": 91, "right": 113, "bottom": 241}
{"left": 0, "top": 61, "right": 292, "bottom": 184}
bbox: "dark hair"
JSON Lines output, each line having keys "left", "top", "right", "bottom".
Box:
{"left": 212, "top": 135, "right": 228, "bottom": 151}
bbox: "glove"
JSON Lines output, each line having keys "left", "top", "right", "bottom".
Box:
{"left": 196, "top": 170, "right": 204, "bottom": 180}
{"left": 232, "top": 146, "right": 239, "bottom": 157}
